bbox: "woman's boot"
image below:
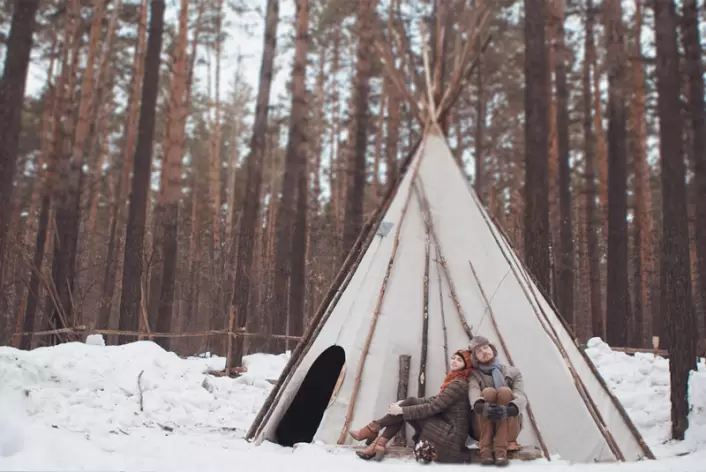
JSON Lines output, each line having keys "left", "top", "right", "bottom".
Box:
{"left": 349, "top": 422, "right": 381, "bottom": 445}
{"left": 356, "top": 436, "right": 390, "bottom": 461}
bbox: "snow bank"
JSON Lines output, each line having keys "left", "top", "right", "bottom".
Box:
{"left": 1, "top": 335, "right": 705, "bottom": 471}
{"left": 585, "top": 337, "right": 706, "bottom": 457}
{"left": 0, "top": 340, "right": 288, "bottom": 437}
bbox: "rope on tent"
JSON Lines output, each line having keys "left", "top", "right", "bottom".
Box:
{"left": 413, "top": 177, "right": 474, "bottom": 341}
{"left": 467, "top": 259, "right": 551, "bottom": 461}
{"left": 469, "top": 202, "right": 626, "bottom": 461}
{"left": 245, "top": 135, "right": 425, "bottom": 442}
{"left": 336, "top": 137, "right": 429, "bottom": 445}
{"left": 483, "top": 215, "right": 655, "bottom": 460}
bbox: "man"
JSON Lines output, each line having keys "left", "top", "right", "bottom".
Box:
{"left": 467, "top": 336, "right": 526, "bottom": 467}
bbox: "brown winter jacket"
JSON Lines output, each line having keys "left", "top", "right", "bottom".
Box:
{"left": 400, "top": 377, "right": 471, "bottom": 463}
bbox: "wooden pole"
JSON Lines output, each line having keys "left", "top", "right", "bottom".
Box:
{"left": 395, "top": 354, "right": 411, "bottom": 445}
{"left": 413, "top": 180, "right": 474, "bottom": 340}
{"left": 418, "top": 236, "right": 430, "bottom": 398}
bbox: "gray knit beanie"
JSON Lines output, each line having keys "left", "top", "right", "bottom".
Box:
{"left": 469, "top": 335, "right": 490, "bottom": 353}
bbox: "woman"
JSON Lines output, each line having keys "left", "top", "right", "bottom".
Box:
{"left": 348, "top": 349, "right": 473, "bottom": 463}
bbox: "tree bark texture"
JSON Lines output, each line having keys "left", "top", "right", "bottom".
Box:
{"left": 230, "top": 0, "right": 279, "bottom": 366}
{"left": 118, "top": 0, "right": 166, "bottom": 344}
{"left": 523, "top": 0, "right": 550, "bottom": 293}
{"left": 653, "top": 0, "right": 697, "bottom": 441}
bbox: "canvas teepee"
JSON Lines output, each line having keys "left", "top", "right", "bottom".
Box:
{"left": 246, "top": 4, "right": 654, "bottom": 464}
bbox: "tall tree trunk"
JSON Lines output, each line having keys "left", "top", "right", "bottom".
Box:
{"left": 552, "top": 0, "right": 573, "bottom": 327}
{"left": 474, "top": 57, "right": 485, "bottom": 203}
{"left": 19, "top": 49, "right": 68, "bottom": 349}
{"left": 12, "top": 31, "right": 58, "bottom": 347}
{"left": 153, "top": 0, "right": 189, "bottom": 351}
{"left": 681, "top": 0, "right": 706, "bottom": 346}
{"left": 546, "top": 12, "right": 559, "bottom": 301}
{"left": 583, "top": 0, "right": 602, "bottom": 339}
{"left": 118, "top": 0, "right": 166, "bottom": 344}
{"left": 0, "top": 0, "right": 41, "bottom": 286}
{"left": 47, "top": 0, "right": 81, "bottom": 342}
{"left": 523, "top": 0, "right": 550, "bottom": 292}
{"left": 229, "top": 0, "right": 279, "bottom": 366}
{"left": 653, "top": 0, "right": 697, "bottom": 441}
{"left": 97, "top": 0, "right": 148, "bottom": 331}
{"left": 386, "top": 74, "right": 400, "bottom": 187}
{"left": 604, "top": 0, "right": 629, "bottom": 347}
{"left": 271, "top": 0, "right": 309, "bottom": 353}
{"left": 210, "top": 0, "right": 224, "bottom": 255}
{"left": 341, "top": 0, "right": 376, "bottom": 263}
{"left": 630, "top": 0, "right": 654, "bottom": 348}
{"left": 53, "top": 0, "right": 105, "bottom": 329}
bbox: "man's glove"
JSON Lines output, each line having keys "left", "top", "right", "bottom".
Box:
{"left": 506, "top": 403, "right": 519, "bottom": 417}
{"left": 473, "top": 401, "right": 487, "bottom": 416}
{"left": 486, "top": 404, "right": 508, "bottom": 420}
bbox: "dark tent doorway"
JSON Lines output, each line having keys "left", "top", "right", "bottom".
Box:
{"left": 274, "top": 345, "right": 346, "bottom": 447}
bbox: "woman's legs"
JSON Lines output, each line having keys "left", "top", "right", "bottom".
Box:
{"left": 373, "top": 397, "right": 422, "bottom": 427}
{"left": 352, "top": 397, "right": 423, "bottom": 442}
{"left": 356, "top": 398, "right": 423, "bottom": 461}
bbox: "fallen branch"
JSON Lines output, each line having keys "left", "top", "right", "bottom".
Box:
{"left": 137, "top": 370, "right": 145, "bottom": 412}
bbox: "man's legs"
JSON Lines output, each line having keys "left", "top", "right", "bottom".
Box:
{"left": 474, "top": 387, "right": 498, "bottom": 464}
{"left": 507, "top": 416, "right": 521, "bottom": 451}
{"left": 493, "top": 387, "right": 514, "bottom": 465}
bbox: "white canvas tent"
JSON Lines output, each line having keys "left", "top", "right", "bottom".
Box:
{"left": 245, "top": 4, "right": 654, "bottom": 464}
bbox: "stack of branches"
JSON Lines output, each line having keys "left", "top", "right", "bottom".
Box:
{"left": 375, "top": 0, "right": 492, "bottom": 128}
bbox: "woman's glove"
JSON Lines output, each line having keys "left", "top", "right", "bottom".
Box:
{"left": 388, "top": 401, "right": 404, "bottom": 415}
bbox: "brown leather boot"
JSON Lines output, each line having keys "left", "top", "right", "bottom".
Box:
{"left": 479, "top": 449, "right": 494, "bottom": 466}
{"left": 349, "top": 422, "right": 381, "bottom": 445}
{"left": 356, "top": 436, "right": 390, "bottom": 461}
{"left": 494, "top": 451, "right": 509, "bottom": 467}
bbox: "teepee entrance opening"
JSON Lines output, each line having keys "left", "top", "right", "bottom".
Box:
{"left": 274, "top": 345, "right": 346, "bottom": 447}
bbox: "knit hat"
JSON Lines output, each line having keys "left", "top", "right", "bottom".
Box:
{"left": 469, "top": 336, "right": 498, "bottom": 366}
{"left": 469, "top": 335, "right": 490, "bottom": 353}
{"left": 454, "top": 349, "right": 472, "bottom": 369}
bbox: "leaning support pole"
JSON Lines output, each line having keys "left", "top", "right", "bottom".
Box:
{"left": 418, "top": 227, "right": 431, "bottom": 397}
{"left": 413, "top": 175, "right": 474, "bottom": 340}
{"left": 435, "top": 246, "right": 450, "bottom": 372}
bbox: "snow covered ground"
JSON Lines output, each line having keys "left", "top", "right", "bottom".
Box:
{"left": 0, "top": 336, "right": 705, "bottom": 471}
